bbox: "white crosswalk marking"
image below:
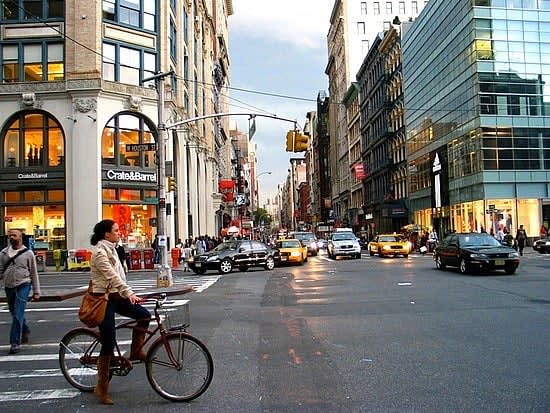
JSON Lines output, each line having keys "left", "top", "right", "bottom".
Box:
{"left": 0, "top": 274, "right": 220, "bottom": 405}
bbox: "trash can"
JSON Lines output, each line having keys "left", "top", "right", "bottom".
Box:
{"left": 170, "top": 248, "right": 180, "bottom": 269}
{"left": 35, "top": 251, "right": 46, "bottom": 272}
{"left": 129, "top": 250, "right": 142, "bottom": 270}
{"left": 143, "top": 248, "right": 154, "bottom": 269}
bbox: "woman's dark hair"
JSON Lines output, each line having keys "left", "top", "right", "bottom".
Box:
{"left": 91, "top": 219, "right": 115, "bottom": 245}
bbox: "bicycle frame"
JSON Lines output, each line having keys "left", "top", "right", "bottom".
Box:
{"left": 111, "top": 294, "right": 186, "bottom": 369}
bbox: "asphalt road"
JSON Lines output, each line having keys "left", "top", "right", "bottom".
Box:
{"left": 1, "top": 250, "right": 549, "bottom": 412}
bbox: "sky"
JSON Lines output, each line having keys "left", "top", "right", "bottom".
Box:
{"left": 228, "top": 0, "right": 334, "bottom": 205}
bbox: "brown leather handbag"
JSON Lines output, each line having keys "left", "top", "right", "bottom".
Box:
{"left": 78, "top": 281, "right": 109, "bottom": 328}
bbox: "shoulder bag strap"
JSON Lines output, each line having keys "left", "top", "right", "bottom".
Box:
{"left": 5, "top": 247, "right": 29, "bottom": 268}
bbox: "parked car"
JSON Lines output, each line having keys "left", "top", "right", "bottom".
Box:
{"left": 289, "top": 231, "right": 319, "bottom": 256}
{"left": 434, "top": 232, "right": 520, "bottom": 274}
{"left": 533, "top": 237, "right": 550, "bottom": 254}
{"left": 368, "top": 234, "right": 410, "bottom": 258}
{"left": 274, "top": 238, "right": 308, "bottom": 265}
{"left": 327, "top": 231, "right": 361, "bottom": 259}
{"left": 188, "top": 240, "right": 278, "bottom": 275}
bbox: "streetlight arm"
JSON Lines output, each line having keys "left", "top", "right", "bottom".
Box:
{"left": 166, "top": 112, "right": 299, "bottom": 130}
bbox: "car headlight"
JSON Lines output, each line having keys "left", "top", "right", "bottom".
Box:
{"left": 206, "top": 255, "right": 219, "bottom": 262}
{"left": 291, "top": 251, "right": 301, "bottom": 257}
{"left": 470, "top": 253, "right": 488, "bottom": 259}
{"left": 508, "top": 252, "right": 520, "bottom": 258}
{"left": 188, "top": 256, "right": 194, "bottom": 263}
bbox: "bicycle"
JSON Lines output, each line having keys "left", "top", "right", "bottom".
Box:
{"left": 58, "top": 290, "right": 213, "bottom": 402}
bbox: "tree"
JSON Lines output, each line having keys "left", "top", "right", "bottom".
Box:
{"left": 253, "top": 208, "right": 272, "bottom": 227}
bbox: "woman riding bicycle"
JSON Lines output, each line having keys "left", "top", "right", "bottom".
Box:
{"left": 89, "top": 219, "right": 150, "bottom": 405}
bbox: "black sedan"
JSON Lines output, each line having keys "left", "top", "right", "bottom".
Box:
{"left": 434, "top": 232, "right": 520, "bottom": 274}
{"left": 188, "top": 239, "right": 278, "bottom": 275}
{"left": 533, "top": 237, "right": 550, "bottom": 254}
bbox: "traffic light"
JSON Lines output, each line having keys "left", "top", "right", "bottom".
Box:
{"left": 293, "top": 131, "right": 309, "bottom": 152}
{"left": 167, "top": 176, "right": 176, "bottom": 192}
{"left": 285, "top": 130, "right": 295, "bottom": 152}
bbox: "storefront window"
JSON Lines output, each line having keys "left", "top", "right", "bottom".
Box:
{"left": 24, "top": 191, "right": 45, "bottom": 202}
{"left": 516, "top": 199, "right": 539, "bottom": 238}
{"left": 102, "top": 203, "right": 156, "bottom": 248}
{"left": 4, "top": 204, "right": 65, "bottom": 249}
{"left": 2, "top": 111, "right": 64, "bottom": 169}
{"left": 102, "top": 188, "right": 117, "bottom": 200}
{"left": 101, "top": 112, "right": 156, "bottom": 168}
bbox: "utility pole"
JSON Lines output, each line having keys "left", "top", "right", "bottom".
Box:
{"left": 143, "top": 71, "right": 174, "bottom": 287}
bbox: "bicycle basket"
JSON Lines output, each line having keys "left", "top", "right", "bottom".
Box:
{"left": 161, "top": 304, "right": 190, "bottom": 331}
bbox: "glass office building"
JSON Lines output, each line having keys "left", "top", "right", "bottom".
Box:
{"left": 402, "top": 0, "right": 550, "bottom": 239}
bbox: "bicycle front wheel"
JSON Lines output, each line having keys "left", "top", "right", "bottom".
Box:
{"left": 59, "top": 328, "right": 101, "bottom": 392}
{"left": 146, "top": 332, "right": 213, "bottom": 402}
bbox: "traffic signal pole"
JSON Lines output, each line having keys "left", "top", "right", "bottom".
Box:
{"left": 143, "top": 71, "right": 173, "bottom": 287}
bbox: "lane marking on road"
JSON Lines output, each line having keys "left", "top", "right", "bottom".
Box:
{"left": 398, "top": 282, "right": 412, "bottom": 286}
{"left": 0, "top": 368, "right": 61, "bottom": 378}
{"left": 0, "top": 389, "right": 80, "bottom": 402}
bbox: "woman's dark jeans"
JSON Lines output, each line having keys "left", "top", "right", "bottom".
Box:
{"left": 99, "top": 297, "right": 150, "bottom": 356}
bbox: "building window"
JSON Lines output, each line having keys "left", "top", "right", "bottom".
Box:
{"left": 1, "top": 0, "right": 64, "bottom": 20}
{"left": 362, "top": 40, "right": 370, "bottom": 53}
{"left": 361, "top": 2, "right": 367, "bottom": 15}
{"left": 1, "top": 42, "right": 64, "bottom": 82}
{"left": 386, "top": 1, "right": 392, "bottom": 14}
{"left": 357, "top": 22, "right": 366, "bottom": 35}
{"left": 102, "top": 0, "right": 156, "bottom": 31}
{"left": 102, "top": 42, "right": 156, "bottom": 86}
{"left": 2, "top": 111, "right": 64, "bottom": 168}
{"left": 411, "top": 1, "right": 418, "bottom": 14}
{"left": 101, "top": 112, "right": 157, "bottom": 168}
{"left": 374, "top": 2, "right": 380, "bottom": 15}
{"left": 170, "top": 18, "right": 177, "bottom": 61}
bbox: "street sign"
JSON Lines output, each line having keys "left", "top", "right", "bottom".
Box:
{"left": 159, "top": 197, "right": 166, "bottom": 208}
{"left": 126, "top": 143, "right": 157, "bottom": 152}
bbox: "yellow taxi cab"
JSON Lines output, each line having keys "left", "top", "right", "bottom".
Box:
{"left": 275, "top": 238, "right": 308, "bottom": 265}
{"left": 368, "top": 234, "right": 410, "bottom": 258}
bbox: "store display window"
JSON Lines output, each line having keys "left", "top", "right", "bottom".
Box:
{"left": 102, "top": 202, "right": 156, "bottom": 249}
{"left": 2, "top": 111, "right": 64, "bottom": 168}
{"left": 101, "top": 112, "right": 156, "bottom": 168}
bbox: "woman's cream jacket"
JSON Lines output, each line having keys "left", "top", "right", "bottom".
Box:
{"left": 90, "top": 239, "right": 133, "bottom": 298}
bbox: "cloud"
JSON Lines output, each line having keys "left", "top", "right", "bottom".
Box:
{"left": 230, "top": 0, "right": 333, "bottom": 50}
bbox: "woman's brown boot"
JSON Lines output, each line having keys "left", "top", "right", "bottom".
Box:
{"left": 94, "top": 356, "right": 113, "bottom": 405}
{"left": 129, "top": 330, "right": 147, "bottom": 361}
{"left": 129, "top": 320, "right": 150, "bottom": 361}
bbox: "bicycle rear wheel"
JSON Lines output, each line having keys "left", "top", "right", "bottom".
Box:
{"left": 146, "top": 332, "right": 213, "bottom": 402}
{"left": 59, "top": 328, "right": 101, "bottom": 392}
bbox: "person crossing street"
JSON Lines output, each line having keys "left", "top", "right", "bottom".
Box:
{"left": 0, "top": 229, "right": 41, "bottom": 354}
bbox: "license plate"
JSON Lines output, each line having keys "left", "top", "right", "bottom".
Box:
{"left": 195, "top": 262, "right": 202, "bottom": 267}
{"left": 281, "top": 257, "right": 287, "bottom": 261}
{"left": 495, "top": 259, "right": 504, "bottom": 266}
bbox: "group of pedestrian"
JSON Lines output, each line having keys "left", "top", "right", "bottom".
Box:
{"left": 173, "top": 235, "right": 224, "bottom": 271}
{"left": 489, "top": 224, "right": 528, "bottom": 256}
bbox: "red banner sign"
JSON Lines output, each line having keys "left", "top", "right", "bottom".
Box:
{"left": 354, "top": 162, "right": 366, "bottom": 180}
